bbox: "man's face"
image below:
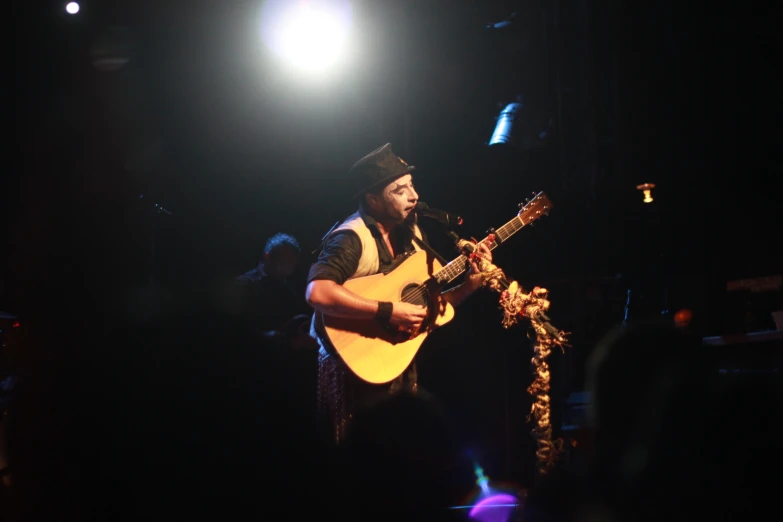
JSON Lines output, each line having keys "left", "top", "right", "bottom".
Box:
{"left": 368, "top": 174, "right": 419, "bottom": 224}
{"left": 267, "top": 246, "right": 299, "bottom": 278}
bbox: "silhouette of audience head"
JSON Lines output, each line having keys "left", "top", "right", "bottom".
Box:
{"left": 587, "top": 322, "right": 702, "bottom": 454}
{"left": 583, "top": 319, "right": 781, "bottom": 521}
{"left": 338, "top": 390, "right": 463, "bottom": 521}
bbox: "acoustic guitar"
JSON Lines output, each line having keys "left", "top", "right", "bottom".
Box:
{"left": 319, "top": 192, "right": 553, "bottom": 384}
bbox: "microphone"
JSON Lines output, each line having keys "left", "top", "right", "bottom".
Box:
{"left": 415, "top": 201, "right": 463, "bottom": 227}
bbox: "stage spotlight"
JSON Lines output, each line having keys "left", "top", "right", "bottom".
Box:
{"left": 65, "top": 2, "right": 79, "bottom": 15}
{"left": 488, "top": 101, "right": 553, "bottom": 150}
{"left": 261, "top": 0, "right": 353, "bottom": 74}
{"left": 489, "top": 103, "right": 522, "bottom": 146}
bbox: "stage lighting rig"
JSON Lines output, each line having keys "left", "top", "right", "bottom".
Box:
{"left": 488, "top": 99, "right": 553, "bottom": 150}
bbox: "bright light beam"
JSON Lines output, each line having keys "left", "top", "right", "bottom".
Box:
{"left": 261, "top": 0, "right": 352, "bottom": 74}
{"left": 66, "top": 2, "right": 80, "bottom": 15}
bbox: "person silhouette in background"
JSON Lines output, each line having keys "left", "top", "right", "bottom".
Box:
{"left": 236, "top": 232, "right": 317, "bottom": 351}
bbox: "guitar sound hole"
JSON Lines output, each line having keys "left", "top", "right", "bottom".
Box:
{"left": 402, "top": 284, "right": 427, "bottom": 307}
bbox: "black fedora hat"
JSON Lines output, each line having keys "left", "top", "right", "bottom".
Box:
{"left": 351, "top": 143, "right": 416, "bottom": 198}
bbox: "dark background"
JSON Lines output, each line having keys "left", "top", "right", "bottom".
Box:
{"left": 5, "top": 0, "right": 780, "bottom": 490}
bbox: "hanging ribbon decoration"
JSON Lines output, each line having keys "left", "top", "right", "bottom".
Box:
{"left": 458, "top": 235, "right": 570, "bottom": 476}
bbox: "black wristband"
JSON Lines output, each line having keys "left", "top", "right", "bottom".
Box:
{"left": 376, "top": 301, "right": 393, "bottom": 322}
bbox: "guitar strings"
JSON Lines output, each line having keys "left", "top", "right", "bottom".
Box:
{"left": 400, "top": 238, "right": 500, "bottom": 306}
{"left": 397, "top": 200, "right": 541, "bottom": 307}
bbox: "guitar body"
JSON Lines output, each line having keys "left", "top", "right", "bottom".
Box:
{"left": 321, "top": 250, "right": 455, "bottom": 384}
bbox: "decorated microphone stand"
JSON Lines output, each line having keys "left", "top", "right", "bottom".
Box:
{"left": 458, "top": 234, "right": 570, "bottom": 476}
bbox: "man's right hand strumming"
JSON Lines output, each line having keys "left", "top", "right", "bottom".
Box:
{"left": 389, "top": 302, "right": 427, "bottom": 329}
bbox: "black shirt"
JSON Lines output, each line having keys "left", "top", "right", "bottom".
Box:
{"left": 308, "top": 210, "right": 425, "bottom": 285}
{"left": 236, "top": 265, "right": 310, "bottom": 333}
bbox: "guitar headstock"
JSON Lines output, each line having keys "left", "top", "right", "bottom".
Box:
{"left": 518, "top": 191, "right": 553, "bottom": 224}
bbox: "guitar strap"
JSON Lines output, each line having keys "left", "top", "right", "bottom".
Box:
{"left": 412, "top": 235, "right": 449, "bottom": 265}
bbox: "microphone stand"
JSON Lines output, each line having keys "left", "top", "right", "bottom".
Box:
{"left": 441, "top": 214, "right": 568, "bottom": 482}
{"left": 418, "top": 210, "right": 519, "bottom": 479}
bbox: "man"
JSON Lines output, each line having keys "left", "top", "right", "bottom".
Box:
{"left": 236, "top": 233, "right": 316, "bottom": 350}
{"left": 306, "top": 143, "right": 491, "bottom": 443}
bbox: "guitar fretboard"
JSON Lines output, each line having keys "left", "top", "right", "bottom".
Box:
{"left": 434, "top": 211, "right": 534, "bottom": 285}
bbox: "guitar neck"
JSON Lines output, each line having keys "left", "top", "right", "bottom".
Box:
{"left": 433, "top": 211, "right": 532, "bottom": 285}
